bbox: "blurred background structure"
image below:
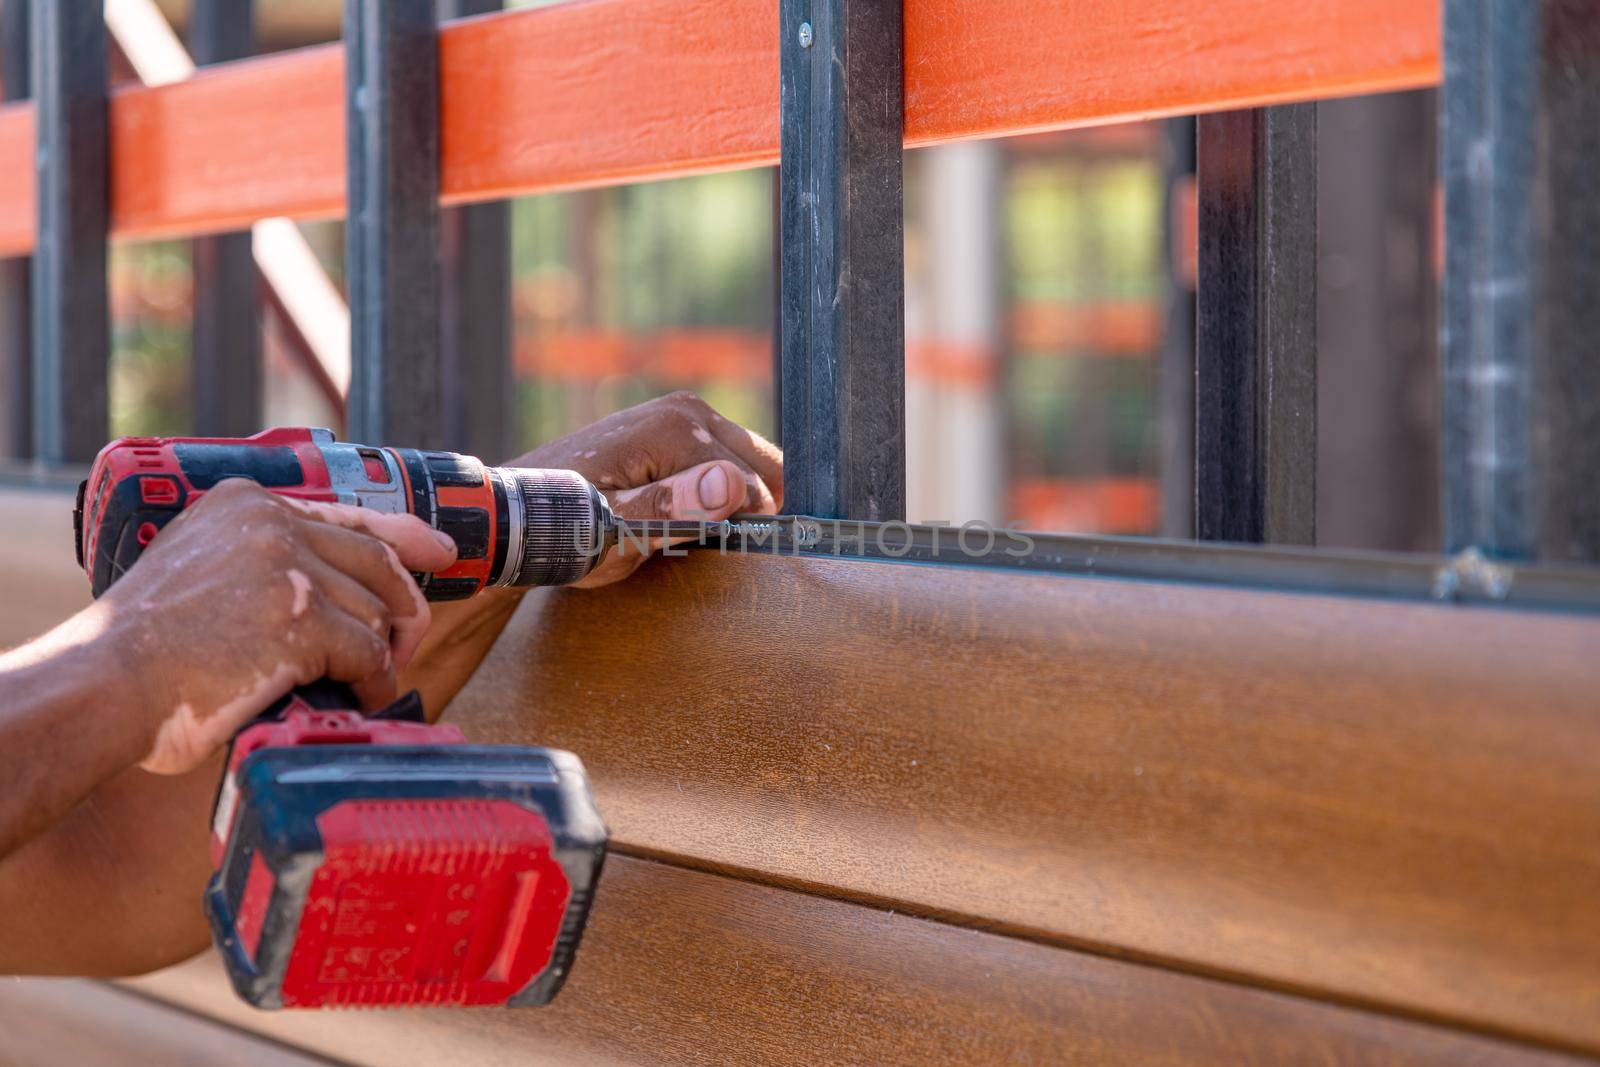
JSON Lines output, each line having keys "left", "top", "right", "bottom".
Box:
{"left": 0, "top": 0, "right": 1441, "bottom": 551}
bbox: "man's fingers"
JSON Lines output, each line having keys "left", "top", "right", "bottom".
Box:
{"left": 299, "top": 522, "right": 432, "bottom": 670}
{"left": 273, "top": 495, "right": 458, "bottom": 573}
{"left": 703, "top": 418, "right": 784, "bottom": 510}
{"left": 350, "top": 667, "right": 401, "bottom": 713}
{"left": 301, "top": 556, "right": 392, "bottom": 641}
{"left": 607, "top": 460, "right": 748, "bottom": 522}
{"left": 309, "top": 609, "right": 396, "bottom": 709}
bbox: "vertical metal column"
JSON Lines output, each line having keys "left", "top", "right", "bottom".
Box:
{"left": 437, "top": 0, "right": 511, "bottom": 460}
{"left": 31, "top": 0, "right": 108, "bottom": 464}
{"left": 345, "top": 0, "right": 441, "bottom": 447}
{"left": 1, "top": 0, "right": 29, "bottom": 458}
{"left": 1441, "top": 0, "right": 1600, "bottom": 563}
{"left": 190, "top": 0, "right": 259, "bottom": 436}
{"left": 778, "top": 0, "right": 905, "bottom": 521}
{"left": 1195, "top": 105, "right": 1317, "bottom": 545}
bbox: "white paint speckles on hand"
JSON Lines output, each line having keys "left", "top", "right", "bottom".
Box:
{"left": 613, "top": 485, "right": 648, "bottom": 505}
{"left": 691, "top": 427, "right": 713, "bottom": 445}
{"left": 141, "top": 663, "right": 300, "bottom": 775}
{"left": 277, "top": 497, "right": 430, "bottom": 667}
{"left": 581, "top": 450, "right": 598, "bottom": 459}
{"left": 286, "top": 568, "right": 313, "bottom": 618}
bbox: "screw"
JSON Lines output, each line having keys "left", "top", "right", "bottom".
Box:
{"left": 797, "top": 21, "right": 814, "bottom": 48}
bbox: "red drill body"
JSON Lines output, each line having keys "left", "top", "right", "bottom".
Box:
{"left": 77, "top": 426, "right": 619, "bottom": 601}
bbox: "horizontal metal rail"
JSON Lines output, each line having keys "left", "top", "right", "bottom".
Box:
{"left": 1, "top": 468, "right": 1593, "bottom": 612}
{"left": 0, "top": 0, "right": 1438, "bottom": 254}
{"left": 695, "top": 516, "right": 1600, "bottom": 615}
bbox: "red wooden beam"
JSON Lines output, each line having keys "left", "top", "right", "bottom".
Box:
{"left": 0, "top": 0, "right": 1440, "bottom": 255}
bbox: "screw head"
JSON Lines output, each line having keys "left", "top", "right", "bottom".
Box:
{"left": 797, "top": 21, "right": 814, "bottom": 48}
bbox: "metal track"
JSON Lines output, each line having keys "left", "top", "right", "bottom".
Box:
{"left": 692, "top": 516, "right": 1600, "bottom": 615}
{"left": 1, "top": 471, "right": 1594, "bottom": 614}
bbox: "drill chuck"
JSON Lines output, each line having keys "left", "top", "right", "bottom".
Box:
{"left": 491, "top": 466, "right": 613, "bottom": 589}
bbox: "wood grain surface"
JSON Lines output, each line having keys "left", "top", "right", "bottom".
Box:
{"left": 0, "top": 0, "right": 1439, "bottom": 254}
{"left": 445, "top": 551, "right": 1600, "bottom": 1053}
{"left": 0, "top": 978, "right": 337, "bottom": 1067}
{"left": 127, "top": 854, "right": 1584, "bottom": 1067}
{"left": 4, "top": 491, "right": 1597, "bottom": 1059}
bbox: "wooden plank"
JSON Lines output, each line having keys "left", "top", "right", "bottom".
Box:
{"left": 4, "top": 492, "right": 1600, "bottom": 1048}
{"left": 0, "top": 978, "right": 338, "bottom": 1067}
{"left": 443, "top": 551, "right": 1600, "bottom": 1052}
{"left": 0, "top": 0, "right": 1440, "bottom": 255}
{"left": 0, "top": 103, "right": 32, "bottom": 254}
{"left": 0, "top": 487, "right": 89, "bottom": 646}
{"left": 125, "top": 854, "right": 1584, "bottom": 1067}
{"left": 1, "top": 0, "right": 31, "bottom": 461}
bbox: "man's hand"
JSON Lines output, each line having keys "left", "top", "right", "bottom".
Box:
{"left": 405, "top": 391, "right": 782, "bottom": 710}
{"left": 519, "top": 390, "right": 784, "bottom": 586}
{"left": 99, "top": 478, "right": 456, "bottom": 774}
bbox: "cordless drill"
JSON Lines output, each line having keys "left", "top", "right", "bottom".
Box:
{"left": 72, "top": 427, "right": 673, "bottom": 1010}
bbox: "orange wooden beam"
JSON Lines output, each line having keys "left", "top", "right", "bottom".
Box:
{"left": 0, "top": 0, "right": 1440, "bottom": 256}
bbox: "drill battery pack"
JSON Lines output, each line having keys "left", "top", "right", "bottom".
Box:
{"left": 206, "top": 696, "right": 606, "bottom": 1010}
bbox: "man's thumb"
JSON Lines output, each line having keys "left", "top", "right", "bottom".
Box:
{"left": 611, "top": 459, "right": 747, "bottom": 522}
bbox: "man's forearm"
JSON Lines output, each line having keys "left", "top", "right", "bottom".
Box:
{"left": 0, "top": 590, "right": 529, "bottom": 978}
{"left": 0, "top": 757, "right": 218, "bottom": 976}
{"left": 0, "top": 609, "right": 149, "bottom": 860}
{"left": 402, "top": 588, "right": 527, "bottom": 718}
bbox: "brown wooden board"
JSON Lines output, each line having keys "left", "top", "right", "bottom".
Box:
{"left": 4, "top": 492, "right": 1599, "bottom": 1055}
{"left": 127, "top": 854, "right": 1585, "bottom": 1067}
{"left": 0, "top": 487, "right": 90, "bottom": 646}
{"left": 443, "top": 551, "right": 1600, "bottom": 1053}
{"left": 0, "top": 978, "right": 339, "bottom": 1067}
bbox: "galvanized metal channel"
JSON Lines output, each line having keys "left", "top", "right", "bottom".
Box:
{"left": 777, "top": 0, "right": 906, "bottom": 521}
{"left": 1441, "top": 0, "right": 1600, "bottom": 563}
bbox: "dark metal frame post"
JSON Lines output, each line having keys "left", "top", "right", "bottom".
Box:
{"left": 190, "top": 0, "right": 259, "bottom": 436}
{"left": 345, "top": 0, "right": 441, "bottom": 448}
{"left": 436, "top": 0, "right": 511, "bottom": 460}
{"left": 1195, "top": 105, "right": 1318, "bottom": 545}
{"left": 30, "top": 0, "right": 108, "bottom": 464}
{"left": 1441, "top": 1, "right": 1600, "bottom": 563}
{"left": 1, "top": 0, "right": 29, "bottom": 458}
{"left": 778, "top": 0, "right": 906, "bottom": 521}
